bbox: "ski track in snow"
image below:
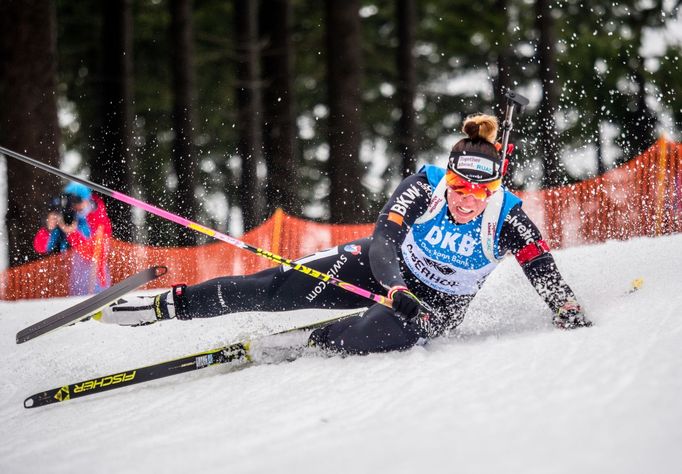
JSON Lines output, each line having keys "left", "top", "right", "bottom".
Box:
{"left": 1, "top": 234, "right": 681, "bottom": 474}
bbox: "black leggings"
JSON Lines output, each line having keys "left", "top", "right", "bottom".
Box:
{"left": 182, "top": 239, "right": 382, "bottom": 315}
{"left": 180, "top": 238, "right": 426, "bottom": 353}
{"left": 309, "top": 304, "right": 425, "bottom": 354}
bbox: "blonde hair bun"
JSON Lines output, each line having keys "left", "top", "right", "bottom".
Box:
{"left": 462, "top": 114, "right": 498, "bottom": 144}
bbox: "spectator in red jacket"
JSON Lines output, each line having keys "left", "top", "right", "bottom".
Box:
{"left": 34, "top": 182, "right": 113, "bottom": 295}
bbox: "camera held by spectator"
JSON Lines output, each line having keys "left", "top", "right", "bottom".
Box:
{"left": 35, "top": 195, "right": 73, "bottom": 255}
{"left": 47, "top": 194, "right": 77, "bottom": 227}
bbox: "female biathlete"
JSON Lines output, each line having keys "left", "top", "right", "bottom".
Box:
{"left": 100, "top": 114, "right": 591, "bottom": 353}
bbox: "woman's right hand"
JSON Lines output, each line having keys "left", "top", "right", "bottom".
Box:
{"left": 388, "top": 285, "right": 422, "bottom": 321}
{"left": 553, "top": 301, "right": 592, "bottom": 329}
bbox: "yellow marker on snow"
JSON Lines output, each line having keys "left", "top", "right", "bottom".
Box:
{"left": 629, "top": 278, "right": 644, "bottom": 293}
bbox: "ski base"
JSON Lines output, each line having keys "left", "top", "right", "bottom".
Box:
{"left": 24, "top": 309, "right": 365, "bottom": 409}
{"left": 16, "top": 266, "right": 168, "bottom": 344}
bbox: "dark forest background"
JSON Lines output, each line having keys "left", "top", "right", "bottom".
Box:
{"left": 1, "top": 0, "right": 681, "bottom": 266}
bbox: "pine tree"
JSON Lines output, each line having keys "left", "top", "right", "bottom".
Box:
{"left": 91, "top": 0, "right": 135, "bottom": 241}
{"left": 326, "top": 0, "right": 366, "bottom": 223}
{"left": 0, "top": 0, "right": 61, "bottom": 266}
{"left": 235, "top": 0, "right": 265, "bottom": 231}
{"left": 261, "top": 0, "right": 301, "bottom": 216}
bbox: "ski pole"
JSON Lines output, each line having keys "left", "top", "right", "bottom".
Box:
{"left": 500, "top": 90, "right": 529, "bottom": 162}
{"left": 0, "top": 145, "right": 393, "bottom": 309}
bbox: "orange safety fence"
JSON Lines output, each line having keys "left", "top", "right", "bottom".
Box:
{"left": 1, "top": 138, "right": 680, "bottom": 300}
{"left": 0, "top": 210, "right": 374, "bottom": 300}
{"left": 516, "top": 137, "right": 681, "bottom": 247}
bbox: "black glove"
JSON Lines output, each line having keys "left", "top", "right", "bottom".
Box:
{"left": 553, "top": 301, "right": 592, "bottom": 329}
{"left": 388, "top": 285, "right": 422, "bottom": 321}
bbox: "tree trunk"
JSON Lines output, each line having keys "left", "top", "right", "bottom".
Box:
{"left": 91, "top": 0, "right": 135, "bottom": 241}
{"left": 170, "top": 0, "right": 199, "bottom": 246}
{"left": 235, "top": 0, "right": 264, "bottom": 231}
{"left": 0, "top": 0, "right": 61, "bottom": 267}
{"left": 326, "top": 0, "right": 365, "bottom": 223}
{"left": 493, "top": 0, "right": 513, "bottom": 115}
{"left": 261, "top": 0, "right": 300, "bottom": 216}
{"left": 622, "top": 58, "right": 656, "bottom": 159}
{"left": 535, "top": 0, "right": 562, "bottom": 187}
{"left": 396, "top": 0, "right": 417, "bottom": 178}
{"left": 617, "top": 6, "right": 657, "bottom": 161}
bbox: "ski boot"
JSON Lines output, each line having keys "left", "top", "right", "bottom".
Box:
{"left": 94, "top": 284, "right": 189, "bottom": 326}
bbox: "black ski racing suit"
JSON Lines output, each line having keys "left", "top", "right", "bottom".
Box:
{"left": 179, "top": 170, "right": 577, "bottom": 354}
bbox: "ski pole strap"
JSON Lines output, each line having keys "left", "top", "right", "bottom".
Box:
{"left": 387, "top": 285, "right": 409, "bottom": 299}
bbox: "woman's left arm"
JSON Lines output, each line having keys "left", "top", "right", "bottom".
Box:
{"left": 499, "top": 205, "right": 592, "bottom": 328}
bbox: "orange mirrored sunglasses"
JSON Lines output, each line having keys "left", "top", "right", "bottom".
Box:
{"left": 445, "top": 170, "right": 501, "bottom": 200}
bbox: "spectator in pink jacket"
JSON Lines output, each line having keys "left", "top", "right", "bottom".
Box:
{"left": 34, "top": 182, "right": 113, "bottom": 295}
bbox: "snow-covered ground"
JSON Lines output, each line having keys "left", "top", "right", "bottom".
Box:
{"left": 1, "top": 234, "right": 681, "bottom": 474}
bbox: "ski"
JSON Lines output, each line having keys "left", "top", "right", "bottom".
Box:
{"left": 16, "top": 266, "right": 168, "bottom": 344}
{"left": 23, "top": 309, "right": 365, "bottom": 409}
